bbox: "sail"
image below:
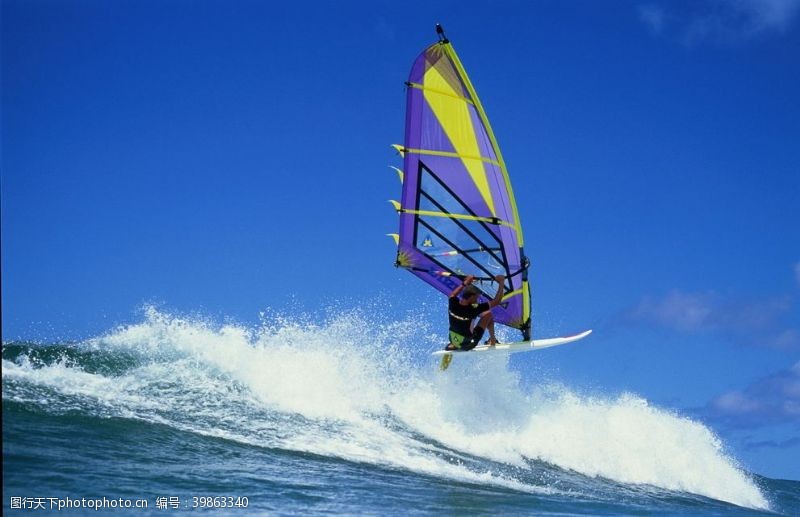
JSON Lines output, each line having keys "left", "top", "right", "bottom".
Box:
{"left": 391, "top": 29, "right": 531, "bottom": 339}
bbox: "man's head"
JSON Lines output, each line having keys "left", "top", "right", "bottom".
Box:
{"left": 461, "top": 284, "right": 482, "bottom": 302}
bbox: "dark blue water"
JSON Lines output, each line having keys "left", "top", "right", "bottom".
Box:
{"left": 4, "top": 309, "right": 799, "bottom": 514}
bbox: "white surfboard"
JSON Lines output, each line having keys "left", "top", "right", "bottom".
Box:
{"left": 433, "top": 329, "right": 592, "bottom": 357}
{"left": 435, "top": 329, "right": 592, "bottom": 371}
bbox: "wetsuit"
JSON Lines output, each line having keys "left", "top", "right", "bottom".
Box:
{"left": 448, "top": 297, "right": 490, "bottom": 351}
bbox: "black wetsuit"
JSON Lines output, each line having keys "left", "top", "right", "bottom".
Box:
{"left": 448, "top": 297, "right": 490, "bottom": 351}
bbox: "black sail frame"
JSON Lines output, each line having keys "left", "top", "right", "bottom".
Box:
{"left": 412, "top": 160, "right": 513, "bottom": 291}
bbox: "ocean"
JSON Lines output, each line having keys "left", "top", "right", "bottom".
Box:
{"left": 3, "top": 307, "right": 799, "bottom": 515}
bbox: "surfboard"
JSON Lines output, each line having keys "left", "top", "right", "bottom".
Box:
{"left": 434, "top": 330, "right": 592, "bottom": 370}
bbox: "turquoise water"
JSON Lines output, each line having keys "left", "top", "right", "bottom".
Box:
{"left": 4, "top": 308, "right": 799, "bottom": 515}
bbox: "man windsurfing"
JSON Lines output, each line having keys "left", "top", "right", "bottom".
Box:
{"left": 445, "top": 275, "right": 506, "bottom": 351}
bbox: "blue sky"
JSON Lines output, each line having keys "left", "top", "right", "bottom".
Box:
{"left": 3, "top": 0, "right": 799, "bottom": 479}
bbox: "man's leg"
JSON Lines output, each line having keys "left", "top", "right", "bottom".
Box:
{"left": 476, "top": 311, "right": 498, "bottom": 345}
{"left": 445, "top": 331, "right": 465, "bottom": 351}
{"left": 461, "top": 326, "right": 484, "bottom": 351}
{"left": 460, "top": 313, "right": 492, "bottom": 351}
{"left": 485, "top": 319, "right": 498, "bottom": 345}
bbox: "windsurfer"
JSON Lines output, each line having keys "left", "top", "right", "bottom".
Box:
{"left": 445, "top": 275, "right": 506, "bottom": 351}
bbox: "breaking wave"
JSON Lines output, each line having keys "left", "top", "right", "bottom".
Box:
{"left": 2, "top": 306, "right": 769, "bottom": 510}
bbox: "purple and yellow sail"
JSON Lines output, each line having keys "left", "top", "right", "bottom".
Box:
{"left": 390, "top": 26, "right": 532, "bottom": 340}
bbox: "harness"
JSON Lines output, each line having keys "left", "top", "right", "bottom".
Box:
{"left": 448, "top": 310, "right": 471, "bottom": 322}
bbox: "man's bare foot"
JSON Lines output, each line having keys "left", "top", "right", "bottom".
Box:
{"left": 486, "top": 338, "right": 498, "bottom": 346}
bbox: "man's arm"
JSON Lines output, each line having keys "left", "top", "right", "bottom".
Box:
{"left": 487, "top": 275, "right": 506, "bottom": 308}
{"left": 449, "top": 275, "right": 475, "bottom": 298}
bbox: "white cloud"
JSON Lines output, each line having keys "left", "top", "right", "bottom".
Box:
{"left": 712, "top": 390, "right": 765, "bottom": 414}
{"left": 774, "top": 329, "right": 800, "bottom": 348}
{"left": 627, "top": 289, "right": 798, "bottom": 349}
{"left": 638, "top": 0, "right": 800, "bottom": 43}
{"left": 736, "top": 0, "right": 800, "bottom": 32}
{"left": 639, "top": 3, "right": 667, "bottom": 33}
{"left": 632, "top": 290, "right": 715, "bottom": 331}
{"left": 706, "top": 361, "right": 800, "bottom": 427}
{"left": 744, "top": 436, "right": 800, "bottom": 450}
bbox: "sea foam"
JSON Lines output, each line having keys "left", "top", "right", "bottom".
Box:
{"left": 2, "top": 306, "right": 769, "bottom": 509}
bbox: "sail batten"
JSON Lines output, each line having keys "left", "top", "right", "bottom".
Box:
{"left": 397, "top": 147, "right": 501, "bottom": 166}
{"left": 394, "top": 33, "right": 531, "bottom": 339}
